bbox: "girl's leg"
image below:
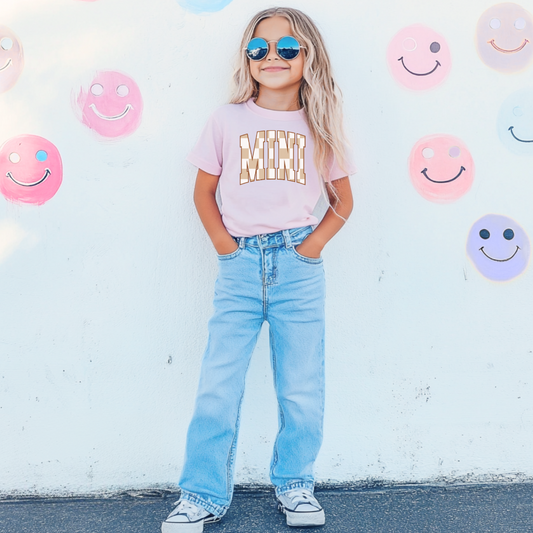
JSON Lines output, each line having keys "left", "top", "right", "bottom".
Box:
{"left": 179, "top": 244, "right": 263, "bottom": 517}
{"left": 266, "top": 229, "right": 326, "bottom": 496}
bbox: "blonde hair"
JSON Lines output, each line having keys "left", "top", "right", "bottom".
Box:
{"left": 230, "top": 7, "right": 350, "bottom": 198}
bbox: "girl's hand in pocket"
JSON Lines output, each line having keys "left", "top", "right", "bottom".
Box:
{"left": 295, "top": 239, "right": 323, "bottom": 259}
{"left": 216, "top": 238, "right": 239, "bottom": 255}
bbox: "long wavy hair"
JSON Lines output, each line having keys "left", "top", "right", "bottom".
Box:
{"left": 230, "top": 7, "right": 350, "bottom": 197}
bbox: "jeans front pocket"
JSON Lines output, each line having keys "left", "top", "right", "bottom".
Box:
{"left": 217, "top": 243, "right": 242, "bottom": 261}
{"left": 290, "top": 246, "right": 323, "bottom": 265}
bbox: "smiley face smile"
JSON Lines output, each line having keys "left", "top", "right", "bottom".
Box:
{"left": 480, "top": 245, "right": 520, "bottom": 262}
{"left": 421, "top": 165, "right": 466, "bottom": 183}
{"left": 0, "top": 58, "right": 12, "bottom": 72}
{"left": 398, "top": 56, "right": 441, "bottom": 76}
{"left": 6, "top": 168, "right": 51, "bottom": 187}
{"left": 89, "top": 103, "right": 133, "bottom": 121}
{"left": 488, "top": 38, "right": 529, "bottom": 53}
{"left": 508, "top": 126, "right": 533, "bottom": 143}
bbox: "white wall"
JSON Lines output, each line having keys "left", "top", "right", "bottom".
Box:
{"left": 1, "top": 0, "right": 533, "bottom": 496}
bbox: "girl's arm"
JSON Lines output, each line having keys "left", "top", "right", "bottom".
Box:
{"left": 194, "top": 169, "right": 239, "bottom": 255}
{"left": 295, "top": 176, "right": 353, "bottom": 259}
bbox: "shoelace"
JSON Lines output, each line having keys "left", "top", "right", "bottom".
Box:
{"left": 286, "top": 489, "right": 316, "bottom": 505}
{"left": 172, "top": 500, "right": 201, "bottom": 518}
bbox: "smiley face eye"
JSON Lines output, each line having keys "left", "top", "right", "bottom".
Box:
{"left": 422, "top": 147, "right": 434, "bottom": 159}
{"left": 449, "top": 146, "right": 461, "bottom": 158}
{"left": 513, "top": 106, "right": 524, "bottom": 117}
{"left": 36, "top": 150, "right": 48, "bottom": 162}
{"left": 515, "top": 18, "right": 526, "bottom": 30}
{"left": 480, "top": 229, "right": 490, "bottom": 239}
{"left": 1, "top": 37, "right": 13, "bottom": 51}
{"left": 402, "top": 38, "right": 417, "bottom": 51}
{"left": 490, "top": 18, "right": 501, "bottom": 29}
{"left": 503, "top": 228, "right": 515, "bottom": 240}
{"left": 116, "top": 84, "right": 129, "bottom": 97}
{"left": 9, "top": 152, "right": 20, "bottom": 164}
{"left": 430, "top": 42, "right": 440, "bottom": 53}
{"left": 90, "top": 83, "right": 104, "bottom": 96}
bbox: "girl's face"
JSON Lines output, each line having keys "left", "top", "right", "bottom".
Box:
{"left": 249, "top": 16, "right": 304, "bottom": 94}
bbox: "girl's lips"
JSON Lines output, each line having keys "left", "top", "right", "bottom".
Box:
{"left": 263, "top": 67, "right": 288, "bottom": 72}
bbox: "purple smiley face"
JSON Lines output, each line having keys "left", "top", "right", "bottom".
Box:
{"left": 467, "top": 214, "right": 530, "bottom": 281}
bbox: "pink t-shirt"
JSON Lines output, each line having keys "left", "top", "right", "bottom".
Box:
{"left": 187, "top": 98, "right": 355, "bottom": 237}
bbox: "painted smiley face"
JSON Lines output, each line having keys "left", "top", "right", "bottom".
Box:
{"left": 387, "top": 24, "right": 451, "bottom": 90}
{"left": 0, "top": 26, "right": 24, "bottom": 94}
{"left": 76, "top": 71, "right": 143, "bottom": 138}
{"left": 0, "top": 135, "right": 63, "bottom": 205}
{"left": 467, "top": 214, "right": 530, "bottom": 281}
{"left": 497, "top": 87, "right": 533, "bottom": 154}
{"left": 476, "top": 3, "right": 533, "bottom": 73}
{"left": 409, "top": 135, "right": 474, "bottom": 203}
{"left": 177, "top": 0, "right": 233, "bottom": 14}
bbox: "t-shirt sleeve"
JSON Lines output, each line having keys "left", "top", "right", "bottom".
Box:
{"left": 186, "top": 111, "right": 223, "bottom": 176}
{"left": 329, "top": 151, "right": 357, "bottom": 182}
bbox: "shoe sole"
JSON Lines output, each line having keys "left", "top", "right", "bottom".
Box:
{"left": 161, "top": 515, "right": 219, "bottom": 533}
{"left": 161, "top": 520, "right": 204, "bottom": 533}
{"left": 278, "top": 503, "right": 326, "bottom": 527}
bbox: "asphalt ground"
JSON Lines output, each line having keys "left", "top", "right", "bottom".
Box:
{"left": 1, "top": 483, "right": 532, "bottom": 533}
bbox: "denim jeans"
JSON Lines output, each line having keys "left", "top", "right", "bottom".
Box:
{"left": 178, "top": 226, "right": 325, "bottom": 518}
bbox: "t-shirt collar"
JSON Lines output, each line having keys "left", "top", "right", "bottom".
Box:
{"left": 245, "top": 98, "right": 306, "bottom": 121}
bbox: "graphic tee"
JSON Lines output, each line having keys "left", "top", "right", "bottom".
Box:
{"left": 187, "top": 98, "right": 355, "bottom": 237}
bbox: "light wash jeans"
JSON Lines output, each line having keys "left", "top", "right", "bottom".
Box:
{"left": 179, "top": 226, "right": 325, "bottom": 518}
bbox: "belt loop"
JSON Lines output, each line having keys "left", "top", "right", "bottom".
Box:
{"left": 282, "top": 229, "right": 293, "bottom": 248}
{"left": 238, "top": 237, "right": 245, "bottom": 249}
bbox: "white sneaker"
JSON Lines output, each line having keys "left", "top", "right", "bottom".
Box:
{"left": 277, "top": 488, "right": 325, "bottom": 527}
{"left": 161, "top": 499, "right": 220, "bottom": 533}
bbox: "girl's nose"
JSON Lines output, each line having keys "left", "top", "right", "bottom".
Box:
{"left": 265, "top": 41, "right": 279, "bottom": 61}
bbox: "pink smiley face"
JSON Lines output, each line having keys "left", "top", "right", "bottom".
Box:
{"left": 409, "top": 134, "right": 475, "bottom": 203}
{"left": 0, "top": 135, "right": 63, "bottom": 205}
{"left": 387, "top": 24, "right": 451, "bottom": 90}
{"left": 76, "top": 71, "right": 143, "bottom": 138}
{"left": 476, "top": 3, "right": 533, "bottom": 73}
{"left": 0, "top": 26, "right": 24, "bottom": 94}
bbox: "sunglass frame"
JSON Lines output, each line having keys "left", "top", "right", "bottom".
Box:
{"left": 245, "top": 36, "right": 305, "bottom": 61}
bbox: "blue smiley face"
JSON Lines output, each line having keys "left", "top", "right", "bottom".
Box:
{"left": 177, "top": 0, "right": 233, "bottom": 14}
{"left": 497, "top": 87, "right": 533, "bottom": 155}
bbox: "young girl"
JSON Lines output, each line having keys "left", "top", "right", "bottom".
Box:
{"left": 162, "top": 7, "right": 355, "bottom": 532}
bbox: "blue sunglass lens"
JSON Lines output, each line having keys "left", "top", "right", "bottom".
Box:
{"left": 277, "top": 36, "right": 300, "bottom": 60}
{"left": 246, "top": 38, "right": 268, "bottom": 60}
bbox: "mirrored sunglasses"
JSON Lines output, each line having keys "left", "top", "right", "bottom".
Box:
{"left": 245, "top": 36, "right": 305, "bottom": 61}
